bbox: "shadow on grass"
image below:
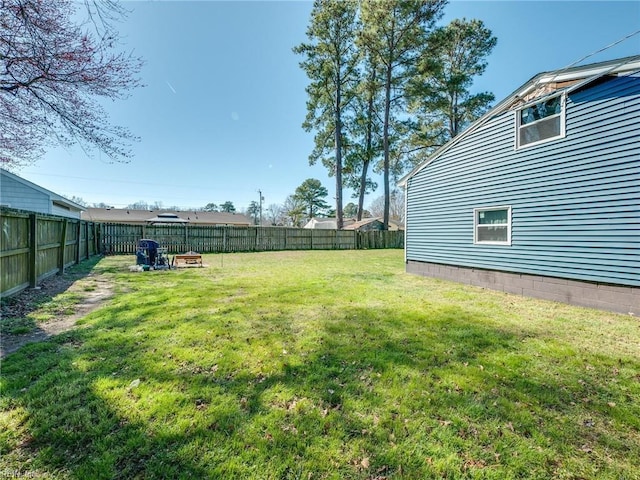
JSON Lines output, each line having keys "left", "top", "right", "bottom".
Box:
{"left": 0, "top": 256, "right": 108, "bottom": 358}
{"left": 2, "top": 294, "right": 639, "bottom": 478}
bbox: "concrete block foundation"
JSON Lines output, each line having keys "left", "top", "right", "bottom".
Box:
{"left": 406, "top": 260, "right": 638, "bottom": 315}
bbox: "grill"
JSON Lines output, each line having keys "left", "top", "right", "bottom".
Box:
{"left": 135, "top": 239, "right": 170, "bottom": 270}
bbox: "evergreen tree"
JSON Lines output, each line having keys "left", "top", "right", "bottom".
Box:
{"left": 358, "top": 0, "right": 446, "bottom": 229}
{"left": 294, "top": 0, "right": 360, "bottom": 230}
{"left": 246, "top": 201, "right": 260, "bottom": 225}
{"left": 406, "top": 18, "right": 496, "bottom": 166}
{"left": 293, "top": 178, "right": 330, "bottom": 220}
{"left": 343, "top": 202, "right": 358, "bottom": 218}
{"left": 220, "top": 201, "right": 236, "bottom": 213}
{"left": 344, "top": 51, "right": 384, "bottom": 221}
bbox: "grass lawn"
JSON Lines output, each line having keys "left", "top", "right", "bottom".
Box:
{"left": 1, "top": 250, "right": 639, "bottom": 479}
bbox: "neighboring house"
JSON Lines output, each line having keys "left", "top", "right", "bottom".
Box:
{"left": 399, "top": 56, "right": 640, "bottom": 315}
{"left": 303, "top": 218, "right": 356, "bottom": 229}
{"left": 342, "top": 217, "right": 404, "bottom": 232}
{"left": 0, "top": 168, "right": 84, "bottom": 219}
{"left": 81, "top": 208, "right": 252, "bottom": 226}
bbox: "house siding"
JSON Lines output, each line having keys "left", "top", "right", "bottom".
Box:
{"left": 0, "top": 174, "right": 51, "bottom": 213}
{"left": 51, "top": 203, "right": 81, "bottom": 219}
{"left": 406, "top": 74, "right": 640, "bottom": 288}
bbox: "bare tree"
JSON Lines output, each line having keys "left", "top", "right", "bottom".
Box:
{"left": 265, "top": 203, "right": 283, "bottom": 226}
{"left": 369, "top": 191, "right": 405, "bottom": 223}
{"left": 0, "top": 0, "right": 143, "bottom": 168}
{"left": 282, "top": 195, "right": 306, "bottom": 227}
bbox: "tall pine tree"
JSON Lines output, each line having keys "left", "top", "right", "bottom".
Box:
{"left": 344, "top": 50, "right": 384, "bottom": 221}
{"left": 406, "top": 18, "right": 497, "bottom": 166}
{"left": 294, "top": 0, "right": 360, "bottom": 229}
{"left": 293, "top": 178, "right": 330, "bottom": 220}
{"left": 358, "top": 0, "right": 446, "bottom": 229}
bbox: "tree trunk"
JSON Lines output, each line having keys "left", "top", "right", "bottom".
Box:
{"left": 335, "top": 75, "right": 344, "bottom": 230}
{"left": 357, "top": 158, "right": 370, "bottom": 221}
{"left": 357, "top": 77, "right": 375, "bottom": 222}
{"left": 382, "top": 63, "right": 392, "bottom": 231}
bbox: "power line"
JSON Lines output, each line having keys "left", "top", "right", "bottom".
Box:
{"left": 20, "top": 170, "right": 213, "bottom": 191}
{"left": 566, "top": 29, "right": 640, "bottom": 69}
{"left": 19, "top": 170, "right": 258, "bottom": 210}
{"left": 536, "top": 29, "right": 640, "bottom": 88}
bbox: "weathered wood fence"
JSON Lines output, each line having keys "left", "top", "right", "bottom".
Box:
{"left": 1, "top": 211, "right": 403, "bottom": 297}
{"left": 101, "top": 223, "right": 404, "bottom": 255}
{"left": 1, "top": 208, "right": 99, "bottom": 297}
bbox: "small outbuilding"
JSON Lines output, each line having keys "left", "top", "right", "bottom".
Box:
{"left": 303, "top": 218, "right": 355, "bottom": 229}
{"left": 343, "top": 217, "right": 403, "bottom": 232}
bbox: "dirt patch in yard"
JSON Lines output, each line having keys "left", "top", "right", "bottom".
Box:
{"left": 1, "top": 266, "right": 113, "bottom": 358}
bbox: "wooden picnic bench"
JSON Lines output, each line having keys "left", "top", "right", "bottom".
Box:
{"left": 173, "top": 252, "right": 203, "bottom": 267}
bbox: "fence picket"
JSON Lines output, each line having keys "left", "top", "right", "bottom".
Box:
{"left": 97, "top": 224, "right": 403, "bottom": 255}
{"left": 1, "top": 208, "right": 100, "bottom": 297}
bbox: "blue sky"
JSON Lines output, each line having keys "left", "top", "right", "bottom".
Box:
{"left": 17, "top": 0, "right": 640, "bottom": 212}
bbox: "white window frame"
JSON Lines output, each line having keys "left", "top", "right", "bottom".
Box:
{"left": 474, "top": 206, "right": 512, "bottom": 246}
{"left": 515, "top": 93, "right": 566, "bottom": 150}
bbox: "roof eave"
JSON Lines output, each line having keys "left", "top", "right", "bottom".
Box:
{"left": 1, "top": 168, "right": 85, "bottom": 211}
{"left": 398, "top": 55, "right": 640, "bottom": 187}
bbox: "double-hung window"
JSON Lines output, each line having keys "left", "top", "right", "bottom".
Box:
{"left": 516, "top": 94, "right": 565, "bottom": 148}
{"left": 474, "top": 206, "right": 512, "bottom": 245}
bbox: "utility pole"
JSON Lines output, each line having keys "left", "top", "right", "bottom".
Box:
{"left": 258, "top": 189, "right": 264, "bottom": 226}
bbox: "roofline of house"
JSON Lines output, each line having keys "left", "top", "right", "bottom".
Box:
{"left": 0, "top": 168, "right": 86, "bottom": 211}
{"left": 398, "top": 55, "right": 640, "bottom": 188}
{"left": 81, "top": 207, "right": 252, "bottom": 225}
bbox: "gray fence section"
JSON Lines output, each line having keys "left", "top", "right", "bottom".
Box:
{"left": 1, "top": 208, "right": 99, "bottom": 297}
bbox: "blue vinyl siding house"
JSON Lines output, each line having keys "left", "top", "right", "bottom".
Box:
{"left": 400, "top": 56, "right": 640, "bottom": 315}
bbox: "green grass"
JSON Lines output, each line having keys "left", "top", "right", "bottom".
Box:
{"left": 1, "top": 250, "right": 639, "bottom": 479}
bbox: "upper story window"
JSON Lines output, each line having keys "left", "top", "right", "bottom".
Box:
{"left": 474, "top": 206, "right": 512, "bottom": 246}
{"left": 516, "top": 94, "right": 565, "bottom": 148}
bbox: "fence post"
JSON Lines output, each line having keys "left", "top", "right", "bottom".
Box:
{"left": 58, "top": 219, "right": 68, "bottom": 275}
{"left": 223, "top": 227, "right": 227, "bottom": 253}
{"left": 29, "top": 213, "right": 37, "bottom": 288}
{"left": 184, "top": 224, "right": 188, "bottom": 252}
{"left": 85, "top": 222, "right": 90, "bottom": 259}
{"left": 76, "top": 222, "right": 82, "bottom": 264}
{"left": 93, "top": 223, "right": 99, "bottom": 255}
{"left": 255, "top": 227, "right": 259, "bottom": 252}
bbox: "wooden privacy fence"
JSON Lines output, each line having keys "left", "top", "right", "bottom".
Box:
{"left": 0, "top": 214, "right": 403, "bottom": 297}
{"left": 1, "top": 208, "right": 99, "bottom": 297}
{"left": 101, "top": 223, "right": 404, "bottom": 255}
